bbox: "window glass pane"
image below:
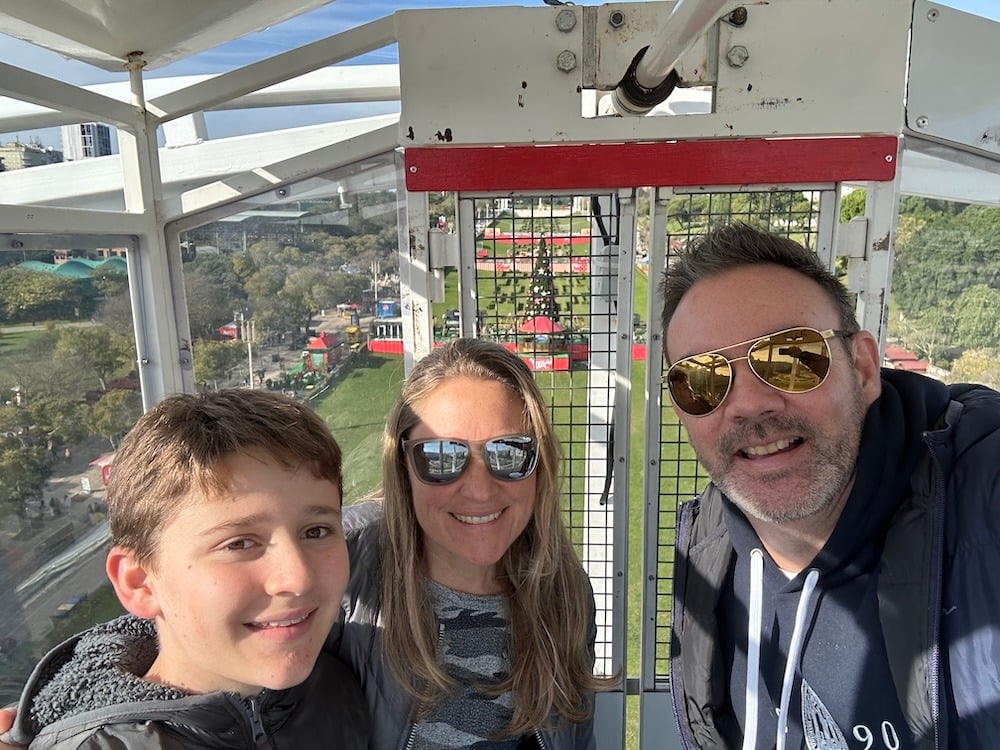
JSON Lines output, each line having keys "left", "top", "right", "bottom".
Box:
{"left": 0, "top": 236, "right": 138, "bottom": 702}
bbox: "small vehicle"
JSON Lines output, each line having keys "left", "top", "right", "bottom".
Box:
{"left": 53, "top": 593, "right": 87, "bottom": 619}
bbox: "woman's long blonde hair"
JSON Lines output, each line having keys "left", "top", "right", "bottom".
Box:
{"left": 380, "top": 338, "right": 613, "bottom": 734}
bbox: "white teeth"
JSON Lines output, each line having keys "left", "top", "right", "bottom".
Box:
{"left": 252, "top": 614, "right": 309, "bottom": 629}
{"left": 453, "top": 511, "right": 501, "bottom": 525}
{"left": 744, "top": 437, "right": 796, "bottom": 457}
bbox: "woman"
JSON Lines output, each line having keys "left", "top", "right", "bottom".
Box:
{"left": 336, "top": 338, "right": 614, "bottom": 750}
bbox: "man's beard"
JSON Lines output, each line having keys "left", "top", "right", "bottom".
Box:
{"left": 704, "top": 400, "right": 866, "bottom": 525}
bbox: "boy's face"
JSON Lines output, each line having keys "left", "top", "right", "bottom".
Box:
{"left": 136, "top": 450, "right": 346, "bottom": 696}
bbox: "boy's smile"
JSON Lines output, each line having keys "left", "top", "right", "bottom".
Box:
{"left": 130, "top": 450, "right": 347, "bottom": 697}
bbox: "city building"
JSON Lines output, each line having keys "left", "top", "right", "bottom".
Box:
{"left": 0, "top": 140, "right": 63, "bottom": 169}
{"left": 60, "top": 122, "right": 113, "bottom": 160}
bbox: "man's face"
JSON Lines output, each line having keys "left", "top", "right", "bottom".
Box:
{"left": 136, "top": 451, "right": 347, "bottom": 696}
{"left": 665, "top": 264, "right": 881, "bottom": 525}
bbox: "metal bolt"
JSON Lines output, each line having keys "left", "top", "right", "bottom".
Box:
{"left": 885, "top": 154, "right": 894, "bottom": 163}
{"left": 728, "top": 7, "right": 748, "bottom": 26}
{"left": 609, "top": 9, "right": 625, "bottom": 28}
{"left": 915, "top": 116, "right": 929, "bottom": 129}
{"left": 556, "top": 8, "right": 577, "bottom": 32}
{"left": 927, "top": 8, "right": 939, "bottom": 21}
{"left": 556, "top": 50, "right": 577, "bottom": 72}
{"left": 409, "top": 165, "right": 417, "bottom": 173}
{"left": 726, "top": 45, "right": 749, "bottom": 67}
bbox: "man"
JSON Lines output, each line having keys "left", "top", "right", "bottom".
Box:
{"left": 661, "top": 222, "right": 1000, "bottom": 749}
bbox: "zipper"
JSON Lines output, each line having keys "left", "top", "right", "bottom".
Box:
{"left": 534, "top": 728, "right": 548, "bottom": 750}
{"left": 923, "top": 429, "right": 949, "bottom": 750}
{"left": 404, "top": 724, "right": 418, "bottom": 750}
{"left": 404, "top": 622, "right": 445, "bottom": 750}
{"left": 242, "top": 691, "right": 272, "bottom": 749}
{"left": 670, "top": 500, "right": 696, "bottom": 750}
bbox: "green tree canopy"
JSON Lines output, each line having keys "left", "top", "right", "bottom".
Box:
{"left": 54, "top": 327, "right": 134, "bottom": 392}
{"left": 950, "top": 348, "right": 1000, "bottom": 390}
{"left": 953, "top": 284, "right": 1000, "bottom": 350}
{"left": 89, "top": 389, "right": 142, "bottom": 449}
{"left": 193, "top": 340, "right": 245, "bottom": 388}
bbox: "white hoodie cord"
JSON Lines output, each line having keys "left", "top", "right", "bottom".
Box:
{"left": 741, "top": 549, "right": 765, "bottom": 750}
{"left": 775, "top": 568, "right": 820, "bottom": 750}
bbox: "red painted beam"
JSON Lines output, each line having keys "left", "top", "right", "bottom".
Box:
{"left": 404, "top": 136, "right": 898, "bottom": 192}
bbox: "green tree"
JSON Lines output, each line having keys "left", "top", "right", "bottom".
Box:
{"left": 193, "top": 340, "right": 245, "bottom": 389}
{"left": 950, "top": 348, "right": 1000, "bottom": 390}
{"left": 953, "top": 284, "right": 1000, "bottom": 349}
{"left": 325, "top": 272, "right": 369, "bottom": 312}
{"left": 94, "top": 290, "right": 134, "bottom": 333}
{"left": 896, "top": 306, "right": 956, "bottom": 367}
{"left": 89, "top": 390, "right": 142, "bottom": 449}
{"left": 840, "top": 189, "right": 867, "bottom": 222}
{"left": 0, "top": 439, "right": 49, "bottom": 509}
{"left": 91, "top": 269, "right": 129, "bottom": 301}
{"left": 281, "top": 267, "right": 336, "bottom": 334}
{"left": 54, "top": 327, "right": 134, "bottom": 392}
{"left": 0, "top": 268, "right": 80, "bottom": 323}
{"left": 27, "top": 395, "right": 91, "bottom": 447}
{"left": 892, "top": 214, "right": 1000, "bottom": 315}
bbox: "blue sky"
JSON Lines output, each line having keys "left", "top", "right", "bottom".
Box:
{"left": 2, "top": 0, "right": 997, "bottom": 147}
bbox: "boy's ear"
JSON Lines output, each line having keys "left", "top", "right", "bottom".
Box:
{"left": 106, "top": 545, "right": 162, "bottom": 620}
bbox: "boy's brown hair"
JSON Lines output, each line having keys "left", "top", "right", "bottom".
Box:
{"left": 107, "top": 389, "right": 343, "bottom": 565}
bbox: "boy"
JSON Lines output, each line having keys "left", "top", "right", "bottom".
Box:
{"left": 2, "top": 390, "right": 368, "bottom": 749}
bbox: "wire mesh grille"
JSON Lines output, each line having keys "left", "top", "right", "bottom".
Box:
{"left": 469, "top": 194, "right": 621, "bottom": 677}
{"left": 651, "top": 189, "right": 824, "bottom": 680}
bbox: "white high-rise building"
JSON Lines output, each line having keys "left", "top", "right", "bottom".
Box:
{"left": 60, "top": 122, "right": 113, "bottom": 161}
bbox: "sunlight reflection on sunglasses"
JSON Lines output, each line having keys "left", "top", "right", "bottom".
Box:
{"left": 664, "top": 327, "right": 853, "bottom": 417}
{"left": 403, "top": 435, "right": 539, "bottom": 484}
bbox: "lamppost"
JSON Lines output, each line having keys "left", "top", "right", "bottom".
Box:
{"left": 234, "top": 311, "right": 255, "bottom": 388}
{"left": 371, "top": 259, "right": 381, "bottom": 316}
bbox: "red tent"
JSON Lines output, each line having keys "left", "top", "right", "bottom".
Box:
{"left": 518, "top": 316, "right": 565, "bottom": 334}
{"left": 307, "top": 331, "right": 340, "bottom": 350}
{"left": 89, "top": 453, "right": 115, "bottom": 485}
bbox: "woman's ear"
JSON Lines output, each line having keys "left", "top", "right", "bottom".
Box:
{"left": 106, "top": 545, "right": 161, "bottom": 620}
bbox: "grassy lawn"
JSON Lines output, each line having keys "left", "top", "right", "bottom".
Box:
{"left": 0, "top": 329, "right": 48, "bottom": 389}
{"left": 309, "top": 350, "right": 407, "bottom": 502}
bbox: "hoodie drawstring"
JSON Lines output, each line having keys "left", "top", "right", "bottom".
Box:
{"left": 743, "top": 549, "right": 820, "bottom": 750}
{"left": 776, "top": 567, "right": 819, "bottom": 750}
{"left": 742, "top": 549, "right": 765, "bottom": 750}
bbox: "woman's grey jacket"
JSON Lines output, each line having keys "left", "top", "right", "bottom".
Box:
{"left": 330, "top": 502, "right": 599, "bottom": 750}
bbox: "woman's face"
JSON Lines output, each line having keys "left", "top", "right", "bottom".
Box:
{"left": 405, "top": 376, "right": 538, "bottom": 594}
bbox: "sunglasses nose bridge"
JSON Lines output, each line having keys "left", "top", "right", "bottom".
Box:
{"left": 720, "top": 353, "right": 791, "bottom": 415}
{"left": 454, "top": 449, "right": 497, "bottom": 494}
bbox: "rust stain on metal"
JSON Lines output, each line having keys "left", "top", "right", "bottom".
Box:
{"left": 980, "top": 126, "right": 1000, "bottom": 146}
{"left": 756, "top": 97, "right": 793, "bottom": 109}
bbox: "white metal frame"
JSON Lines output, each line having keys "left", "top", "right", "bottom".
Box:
{"left": 1, "top": 2, "right": 1000, "bottom": 747}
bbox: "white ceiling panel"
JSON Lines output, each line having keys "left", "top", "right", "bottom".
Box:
{"left": 0, "top": 0, "right": 335, "bottom": 71}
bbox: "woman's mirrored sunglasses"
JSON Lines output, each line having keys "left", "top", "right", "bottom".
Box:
{"left": 664, "top": 327, "right": 855, "bottom": 417}
{"left": 402, "top": 435, "right": 539, "bottom": 485}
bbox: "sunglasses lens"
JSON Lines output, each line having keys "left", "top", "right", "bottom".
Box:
{"left": 667, "top": 355, "right": 732, "bottom": 416}
{"left": 406, "top": 436, "right": 538, "bottom": 484}
{"left": 409, "top": 439, "right": 470, "bottom": 484}
{"left": 484, "top": 436, "right": 538, "bottom": 480}
{"left": 749, "top": 328, "right": 830, "bottom": 392}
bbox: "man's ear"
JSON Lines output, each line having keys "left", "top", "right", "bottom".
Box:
{"left": 849, "top": 329, "right": 882, "bottom": 406}
{"left": 106, "top": 545, "right": 161, "bottom": 620}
